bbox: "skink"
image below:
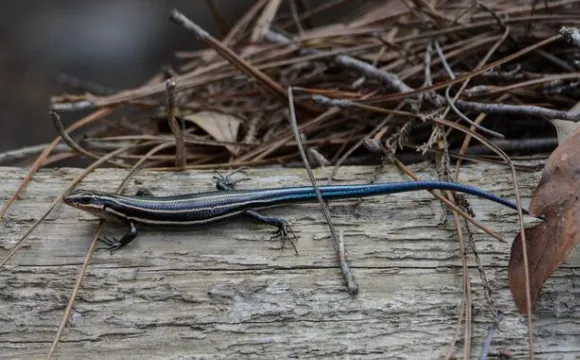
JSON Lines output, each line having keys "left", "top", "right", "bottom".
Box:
{"left": 63, "top": 176, "right": 529, "bottom": 252}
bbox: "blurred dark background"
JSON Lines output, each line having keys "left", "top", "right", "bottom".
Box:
{"left": 0, "top": 0, "right": 257, "bottom": 153}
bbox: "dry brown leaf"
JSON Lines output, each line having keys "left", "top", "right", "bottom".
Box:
{"left": 508, "top": 126, "right": 580, "bottom": 313}
{"left": 184, "top": 111, "right": 242, "bottom": 155}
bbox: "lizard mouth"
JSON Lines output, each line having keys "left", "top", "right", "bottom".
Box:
{"left": 63, "top": 199, "right": 107, "bottom": 219}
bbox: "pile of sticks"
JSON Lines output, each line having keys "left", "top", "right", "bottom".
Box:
{"left": 43, "top": 0, "right": 580, "bottom": 171}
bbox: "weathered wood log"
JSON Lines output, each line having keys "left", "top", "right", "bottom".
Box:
{"left": 0, "top": 164, "right": 578, "bottom": 359}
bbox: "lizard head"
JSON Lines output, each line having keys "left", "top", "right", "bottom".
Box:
{"left": 63, "top": 190, "right": 112, "bottom": 217}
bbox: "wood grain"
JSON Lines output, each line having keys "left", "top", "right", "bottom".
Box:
{"left": 0, "top": 164, "right": 578, "bottom": 359}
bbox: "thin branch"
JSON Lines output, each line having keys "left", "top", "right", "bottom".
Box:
{"left": 289, "top": 0, "right": 305, "bottom": 35}
{"left": 451, "top": 209, "right": 472, "bottom": 360}
{"left": 251, "top": 0, "right": 283, "bottom": 42}
{"left": 49, "top": 111, "right": 132, "bottom": 168}
{"left": 165, "top": 79, "right": 187, "bottom": 169}
{"left": 287, "top": 87, "right": 358, "bottom": 295}
{"left": 205, "top": 0, "right": 230, "bottom": 36}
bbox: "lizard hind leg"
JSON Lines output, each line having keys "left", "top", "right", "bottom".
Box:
{"left": 270, "top": 219, "right": 299, "bottom": 255}
{"left": 213, "top": 170, "right": 299, "bottom": 255}
{"left": 247, "top": 210, "right": 298, "bottom": 255}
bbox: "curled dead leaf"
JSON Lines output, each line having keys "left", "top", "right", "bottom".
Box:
{"left": 508, "top": 127, "right": 580, "bottom": 313}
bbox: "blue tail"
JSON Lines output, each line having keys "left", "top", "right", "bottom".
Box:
{"left": 266, "top": 181, "right": 530, "bottom": 215}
